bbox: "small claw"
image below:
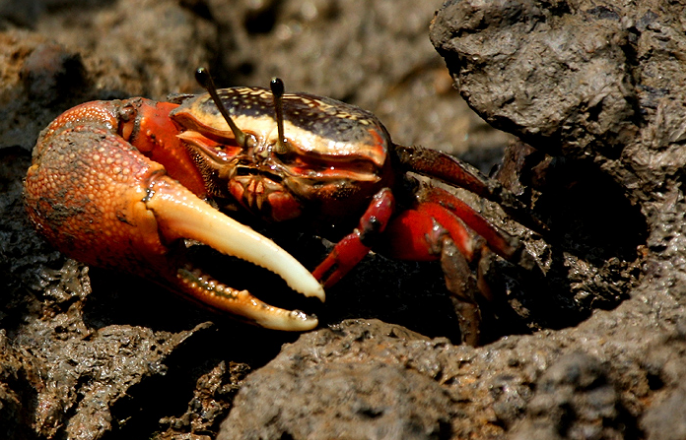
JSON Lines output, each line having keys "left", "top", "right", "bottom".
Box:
{"left": 312, "top": 188, "right": 395, "bottom": 288}
{"left": 312, "top": 232, "right": 371, "bottom": 288}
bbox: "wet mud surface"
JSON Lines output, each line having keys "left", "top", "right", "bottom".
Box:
{"left": 1, "top": 0, "right": 686, "bottom": 439}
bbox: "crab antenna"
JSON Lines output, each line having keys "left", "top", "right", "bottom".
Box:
{"left": 195, "top": 67, "right": 248, "bottom": 148}
{"left": 270, "top": 77, "right": 289, "bottom": 155}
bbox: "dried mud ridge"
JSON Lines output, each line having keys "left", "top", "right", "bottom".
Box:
{"left": 1, "top": 0, "right": 686, "bottom": 439}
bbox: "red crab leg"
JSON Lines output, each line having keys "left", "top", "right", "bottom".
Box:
{"left": 312, "top": 188, "right": 395, "bottom": 288}
{"left": 312, "top": 184, "right": 518, "bottom": 285}
{"left": 393, "top": 145, "right": 547, "bottom": 232}
{"left": 374, "top": 194, "right": 493, "bottom": 346}
{"left": 25, "top": 101, "right": 324, "bottom": 331}
{"left": 314, "top": 186, "right": 489, "bottom": 344}
{"left": 394, "top": 145, "right": 495, "bottom": 198}
{"left": 415, "top": 186, "right": 520, "bottom": 261}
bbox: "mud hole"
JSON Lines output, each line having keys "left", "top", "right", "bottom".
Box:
{"left": 1, "top": 0, "right": 685, "bottom": 439}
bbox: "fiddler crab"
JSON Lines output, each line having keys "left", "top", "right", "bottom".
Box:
{"left": 24, "top": 68, "right": 538, "bottom": 345}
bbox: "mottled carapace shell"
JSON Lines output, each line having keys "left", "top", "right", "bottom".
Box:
{"left": 170, "top": 86, "right": 391, "bottom": 170}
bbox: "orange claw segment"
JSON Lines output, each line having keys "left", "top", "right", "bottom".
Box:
{"left": 24, "top": 101, "right": 323, "bottom": 331}
{"left": 25, "top": 121, "right": 170, "bottom": 276}
{"left": 123, "top": 99, "right": 209, "bottom": 199}
{"left": 38, "top": 100, "right": 120, "bottom": 147}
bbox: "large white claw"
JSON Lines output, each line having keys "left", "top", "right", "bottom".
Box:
{"left": 144, "top": 176, "right": 324, "bottom": 330}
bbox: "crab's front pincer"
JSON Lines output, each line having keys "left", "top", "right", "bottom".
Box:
{"left": 24, "top": 100, "right": 324, "bottom": 331}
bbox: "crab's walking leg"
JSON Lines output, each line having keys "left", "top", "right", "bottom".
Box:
{"left": 317, "top": 179, "right": 519, "bottom": 344}
{"left": 393, "top": 145, "right": 547, "bottom": 233}
{"left": 415, "top": 186, "right": 524, "bottom": 262}
{"left": 375, "top": 195, "right": 490, "bottom": 345}
{"left": 24, "top": 102, "right": 324, "bottom": 331}
{"left": 440, "top": 237, "right": 481, "bottom": 346}
{"left": 312, "top": 188, "right": 395, "bottom": 288}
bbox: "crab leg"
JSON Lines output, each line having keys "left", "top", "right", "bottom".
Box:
{"left": 313, "top": 188, "right": 395, "bottom": 288}
{"left": 393, "top": 145, "right": 547, "bottom": 233}
{"left": 24, "top": 101, "right": 324, "bottom": 331}
{"left": 415, "top": 186, "right": 521, "bottom": 261}
{"left": 374, "top": 194, "right": 490, "bottom": 345}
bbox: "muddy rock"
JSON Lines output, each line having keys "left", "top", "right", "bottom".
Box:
{"left": 430, "top": 0, "right": 686, "bottom": 221}
{"left": 218, "top": 308, "right": 685, "bottom": 439}
{"left": 218, "top": 320, "right": 453, "bottom": 440}
{"left": 428, "top": 0, "right": 686, "bottom": 437}
{"left": 640, "top": 385, "right": 686, "bottom": 440}
{"left": 507, "top": 352, "right": 630, "bottom": 440}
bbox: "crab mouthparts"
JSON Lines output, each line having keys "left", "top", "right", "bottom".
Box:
{"left": 144, "top": 176, "right": 325, "bottom": 331}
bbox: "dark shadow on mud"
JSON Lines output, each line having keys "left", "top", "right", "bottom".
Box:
{"left": 490, "top": 143, "right": 649, "bottom": 335}
{"left": 103, "top": 324, "right": 248, "bottom": 440}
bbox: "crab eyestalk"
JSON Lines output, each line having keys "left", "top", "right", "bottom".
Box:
{"left": 195, "top": 67, "right": 250, "bottom": 148}
{"left": 270, "top": 77, "right": 290, "bottom": 155}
